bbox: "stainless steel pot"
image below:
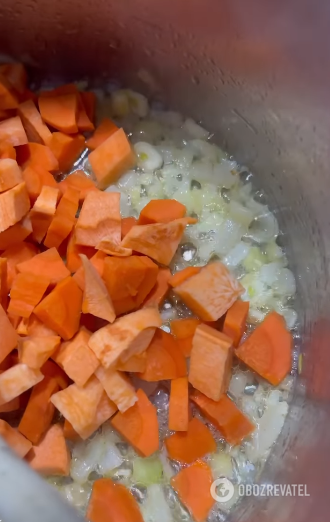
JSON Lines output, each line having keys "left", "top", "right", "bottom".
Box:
{"left": 0, "top": 0, "right": 329, "bottom": 520}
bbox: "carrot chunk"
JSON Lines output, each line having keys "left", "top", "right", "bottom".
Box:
{"left": 80, "top": 91, "right": 96, "bottom": 123}
{"left": 51, "top": 377, "right": 117, "bottom": 439}
{"left": 86, "top": 118, "right": 119, "bottom": 150}
{"left": 171, "top": 461, "right": 215, "bottom": 522}
{"left": 87, "top": 478, "right": 144, "bottom": 522}
{"left": 121, "top": 218, "right": 193, "bottom": 266}
{"left": 59, "top": 171, "right": 98, "bottom": 203}
{"left": 0, "top": 158, "right": 23, "bottom": 193}
{"left": 0, "top": 303, "right": 18, "bottom": 364}
{"left": 121, "top": 216, "right": 137, "bottom": 239}
{"left": 0, "top": 116, "right": 28, "bottom": 146}
{"left": 43, "top": 186, "right": 79, "bottom": 248}
{"left": 0, "top": 396, "right": 20, "bottom": 413}
{"left": 103, "top": 256, "right": 158, "bottom": 315}
{"left": 138, "top": 329, "right": 187, "bottom": 381}
{"left": 18, "top": 376, "right": 59, "bottom": 444}
{"left": 48, "top": 132, "right": 85, "bottom": 172}
{"left": 0, "top": 182, "right": 30, "bottom": 233}
{"left": 40, "top": 359, "right": 70, "bottom": 389}
{"left": 169, "top": 267, "right": 202, "bottom": 288}
{"left": 75, "top": 190, "right": 121, "bottom": 247}
{"left": 26, "top": 424, "right": 71, "bottom": 476}
{"left": 165, "top": 417, "right": 216, "bottom": 464}
{"left": 189, "top": 324, "right": 233, "bottom": 401}
{"left": 0, "top": 364, "right": 43, "bottom": 405}
{"left": 29, "top": 185, "right": 59, "bottom": 242}
{"left": 0, "top": 63, "right": 27, "bottom": 95}
{"left": 223, "top": 300, "right": 249, "bottom": 347}
{"left": 17, "top": 247, "right": 70, "bottom": 285}
{"left": 52, "top": 328, "right": 100, "bottom": 387}
{"left": 169, "top": 377, "right": 189, "bottom": 431}
{"left": 88, "top": 128, "right": 136, "bottom": 189}
{"left": 18, "top": 100, "right": 52, "bottom": 144}
{"left": 73, "top": 250, "right": 106, "bottom": 290}
{"left": 174, "top": 262, "right": 244, "bottom": 321}
{"left": 0, "top": 419, "right": 32, "bottom": 458}
{"left": 95, "top": 367, "right": 137, "bottom": 413}
{"left": 190, "top": 390, "right": 255, "bottom": 445}
{"left": 38, "top": 94, "right": 78, "bottom": 134}
{"left": 88, "top": 308, "right": 162, "bottom": 369}
{"left": 116, "top": 352, "right": 147, "bottom": 373}
{"left": 0, "top": 215, "right": 32, "bottom": 250}
{"left": 22, "top": 165, "right": 58, "bottom": 203}
{"left": 19, "top": 335, "right": 60, "bottom": 369}
{"left": 0, "top": 257, "right": 7, "bottom": 309}
{"left": 96, "top": 237, "right": 132, "bottom": 257}
{"left": 17, "top": 143, "right": 59, "bottom": 172}
{"left": 111, "top": 388, "right": 159, "bottom": 457}
{"left": 80, "top": 254, "right": 116, "bottom": 323}
{"left": 66, "top": 231, "right": 96, "bottom": 273}
{"left": 138, "top": 199, "right": 187, "bottom": 225}
{"left": 8, "top": 273, "right": 50, "bottom": 318}
{"left": 63, "top": 419, "right": 80, "bottom": 442}
{"left": 34, "top": 276, "right": 83, "bottom": 340}
{"left": 142, "top": 267, "right": 171, "bottom": 308}
{"left": 0, "top": 75, "right": 19, "bottom": 109}
{"left": 235, "top": 311, "right": 292, "bottom": 385}
{"left": 170, "top": 318, "right": 201, "bottom": 357}
{"left": 0, "top": 141, "right": 16, "bottom": 159}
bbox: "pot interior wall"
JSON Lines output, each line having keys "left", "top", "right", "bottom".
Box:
{"left": 0, "top": 0, "right": 329, "bottom": 520}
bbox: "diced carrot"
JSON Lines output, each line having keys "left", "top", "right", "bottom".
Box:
{"left": 0, "top": 419, "right": 32, "bottom": 458}
{"left": 189, "top": 324, "right": 233, "bottom": 401}
{"left": 171, "top": 461, "right": 215, "bottom": 522}
{"left": 51, "top": 377, "right": 117, "bottom": 439}
{"left": 0, "top": 363, "right": 43, "bottom": 405}
{"left": 43, "top": 186, "right": 79, "bottom": 248}
{"left": 87, "top": 478, "right": 144, "bottom": 522}
{"left": 96, "top": 237, "right": 132, "bottom": 257}
{"left": 169, "top": 377, "right": 189, "bottom": 431}
{"left": 27, "top": 314, "right": 57, "bottom": 337}
{"left": 121, "top": 216, "right": 137, "bottom": 239}
{"left": 17, "top": 100, "right": 52, "bottom": 144}
{"left": 86, "top": 118, "right": 119, "bottom": 150}
{"left": 0, "top": 396, "right": 20, "bottom": 413}
{"left": 235, "top": 311, "right": 292, "bottom": 385}
{"left": 171, "top": 318, "right": 201, "bottom": 338}
{"left": 7, "top": 313, "right": 20, "bottom": 329}
{"left": 0, "top": 353, "right": 14, "bottom": 371}
{"left": 0, "top": 257, "right": 7, "bottom": 309}
{"left": 138, "top": 329, "right": 187, "bottom": 381}
{"left": 34, "top": 276, "right": 83, "bottom": 341}
{"left": 38, "top": 94, "right": 78, "bottom": 134}
{"left": 19, "top": 335, "right": 61, "bottom": 369}
{"left": 116, "top": 352, "right": 147, "bottom": 373}
{"left": 138, "top": 199, "right": 187, "bottom": 225}
{"left": 142, "top": 267, "right": 171, "bottom": 309}
{"left": 39, "top": 84, "right": 78, "bottom": 98}
{"left": 0, "top": 182, "right": 30, "bottom": 233}
{"left": 17, "top": 317, "right": 29, "bottom": 335}
{"left": 16, "top": 143, "right": 59, "bottom": 172}
{"left": 103, "top": 255, "right": 158, "bottom": 316}
{"left": 48, "top": 132, "right": 85, "bottom": 172}
{"left": 18, "top": 376, "right": 59, "bottom": 444}
{"left": 0, "top": 141, "right": 16, "bottom": 159}
{"left": 52, "top": 328, "right": 99, "bottom": 387}
{"left": 88, "top": 128, "right": 136, "bottom": 189}
{"left": 223, "top": 300, "right": 249, "bottom": 347}
{"left": 40, "top": 359, "right": 70, "bottom": 389}
{"left": 0, "top": 110, "right": 14, "bottom": 122}
{"left": 0, "top": 116, "right": 28, "bottom": 147}
{"left": 22, "top": 165, "right": 58, "bottom": 203}
{"left": 80, "top": 91, "right": 96, "bottom": 123}
{"left": 0, "top": 215, "right": 32, "bottom": 250}
{"left": 66, "top": 231, "right": 96, "bottom": 273}
{"left": 0, "top": 158, "right": 23, "bottom": 193}
{"left": 0, "top": 75, "right": 19, "bottom": 109}
{"left": 190, "top": 390, "right": 255, "bottom": 445}
{"left": 121, "top": 218, "right": 193, "bottom": 266}
{"left": 19, "top": 89, "right": 38, "bottom": 104}
{"left": 0, "top": 64, "right": 27, "bottom": 95}
{"left": 59, "top": 170, "right": 98, "bottom": 203}
{"left": 17, "top": 246, "right": 70, "bottom": 285}
{"left": 95, "top": 367, "right": 137, "bottom": 413}
{"left": 73, "top": 250, "right": 106, "bottom": 290}
{"left": 80, "top": 254, "right": 116, "bottom": 323}
{"left": 174, "top": 262, "right": 244, "bottom": 321}
{"left": 0, "top": 304, "right": 18, "bottom": 364}
{"left": 2, "top": 241, "right": 38, "bottom": 289}
{"left": 75, "top": 190, "right": 121, "bottom": 247}
{"left": 29, "top": 185, "right": 59, "bottom": 243}
{"left": 8, "top": 273, "right": 50, "bottom": 318}
{"left": 26, "top": 424, "right": 71, "bottom": 476}
{"left": 111, "top": 388, "right": 158, "bottom": 457}
{"left": 165, "top": 417, "right": 216, "bottom": 464}
{"left": 76, "top": 94, "right": 94, "bottom": 132}
{"left": 63, "top": 419, "right": 80, "bottom": 442}
{"left": 88, "top": 308, "right": 162, "bottom": 369}
{"left": 169, "top": 267, "right": 202, "bottom": 288}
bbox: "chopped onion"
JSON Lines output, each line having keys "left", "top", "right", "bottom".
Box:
{"left": 228, "top": 200, "right": 254, "bottom": 227}
{"left": 150, "top": 110, "right": 183, "bottom": 128}
{"left": 229, "top": 373, "right": 248, "bottom": 398}
{"left": 273, "top": 267, "right": 296, "bottom": 296}
{"left": 111, "top": 90, "right": 130, "bottom": 117}
{"left": 222, "top": 242, "right": 251, "bottom": 268}
{"left": 213, "top": 160, "right": 239, "bottom": 189}
{"left": 142, "top": 485, "right": 173, "bottom": 522}
{"left": 126, "top": 90, "right": 149, "bottom": 117}
{"left": 62, "top": 482, "right": 91, "bottom": 509}
{"left": 242, "top": 246, "right": 267, "bottom": 272}
{"left": 189, "top": 139, "right": 220, "bottom": 163}
{"left": 132, "top": 120, "right": 163, "bottom": 144}
{"left": 210, "top": 451, "right": 233, "bottom": 479}
{"left": 117, "top": 170, "right": 138, "bottom": 191}
{"left": 134, "top": 142, "right": 163, "bottom": 172}
{"left": 159, "top": 448, "right": 174, "bottom": 480}
{"left": 247, "top": 205, "right": 279, "bottom": 243}
{"left": 70, "top": 437, "right": 103, "bottom": 484}
{"left": 182, "top": 118, "right": 209, "bottom": 139}
{"left": 259, "top": 262, "right": 282, "bottom": 286}
{"left": 265, "top": 240, "right": 287, "bottom": 263}
{"left": 133, "top": 456, "right": 163, "bottom": 486}
{"left": 98, "top": 442, "right": 123, "bottom": 476}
